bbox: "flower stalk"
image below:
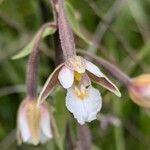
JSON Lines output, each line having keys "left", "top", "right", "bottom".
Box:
{"left": 26, "top": 22, "right": 56, "bottom": 99}
{"left": 52, "top": 0, "right": 76, "bottom": 60}
{"left": 66, "top": 122, "right": 75, "bottom": 150}
{"left": 26, "top": 43, "right": 39, "bottom": 99}
{"left": 53, "top": 30, "right": 64, "bottom": 66}
{"left": 78, "top": 124, "right": 91, "bottom": 150}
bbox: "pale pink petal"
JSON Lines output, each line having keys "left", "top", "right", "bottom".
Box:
{"left": 58, "top": 66, "right": 74, "bottom": 89}
{"left": 40, "top": 106, "right": 53, "bottom": 139}
{"left": 18, "top": 109, "right": 30, "bottom": 142}
{"left": 86, "top": 61, "right": 104, "bottom": 77}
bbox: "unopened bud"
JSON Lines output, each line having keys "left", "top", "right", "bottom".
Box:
{"left": 128, "top": 74, "right": 150, "bottom": 108}
{"left": 17, "top": 98, "right": 53, "bottom": 145}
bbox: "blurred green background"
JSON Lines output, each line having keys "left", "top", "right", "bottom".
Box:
{"left": 0, "top": 0, "right": 150, "bottom": 149}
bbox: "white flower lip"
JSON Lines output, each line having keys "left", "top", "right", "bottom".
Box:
{"left": 66, "top": 86, "right": 102, "bottom": 125}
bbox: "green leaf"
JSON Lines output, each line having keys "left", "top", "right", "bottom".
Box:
{"left": 12, "top": 25, "right": 56, "bottom": 59}
{"left": 65, "top": 1, "right": 92, "bottom": 46}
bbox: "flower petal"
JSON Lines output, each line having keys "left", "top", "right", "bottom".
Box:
{"left": 86, "top": 61, "right": 104, "bottom": 77}
{"left": 27, "top": 102, "right": 41, "bottom": 145}
{"left": 38, "top": 63, "right": 64, "bottom": 105}
{"left": 66, "top": 86, "right": 102, "bottom": 125}
{"left": 40, "top": 105, "right": 53, "bottom": 139}
{"left": 78, "top": 73, "right": 91, "bottom": 87}
{"left": 87, "top": 71, "right": 121, "bottom": 97}
{"left": 18, "top": 107, "right": 30, "bottom": 142}
{"left": 58, "top": 66, "right": 74, "bottom": 89}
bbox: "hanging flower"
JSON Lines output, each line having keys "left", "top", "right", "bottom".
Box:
{"left": 38, "top": 55, "right": 121, "bottom": 124}
{"left": 128, "top": 74, "right": 150, "bottom": 108}
{"left": 17, "top": 98, "right": 53, "bottom": 145}
{"left": 66, "top": 86, "right": 102, "bottom": 124}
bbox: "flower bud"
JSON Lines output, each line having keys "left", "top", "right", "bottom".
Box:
{"left": 17, "top": 98, "right": 53, "bottom": 145}
{"left": 128, "top": 74, "right": 150, "bottom": 108}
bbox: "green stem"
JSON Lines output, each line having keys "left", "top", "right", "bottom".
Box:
{"left": 113, "top": 99, "right": 125, "bottom": 150}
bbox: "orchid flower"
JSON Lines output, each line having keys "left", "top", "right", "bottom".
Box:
{"left": 37, "top": 0, "right": 121, "bottom": 125}
{"left": 38, "top": 55, "right": 121, "bottom": 125}
{"left": 128, "top": 74, "right": 150, "bottom": 108}
{"left": 17, "top": 99, "right": 53, "bottom": 145}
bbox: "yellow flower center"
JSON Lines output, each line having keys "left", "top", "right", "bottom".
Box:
{"left": 74, "top": 86, "right": 87, "bottom": 100}
{"left": 74, "top": 71, "right": 82, "bottom": 81}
